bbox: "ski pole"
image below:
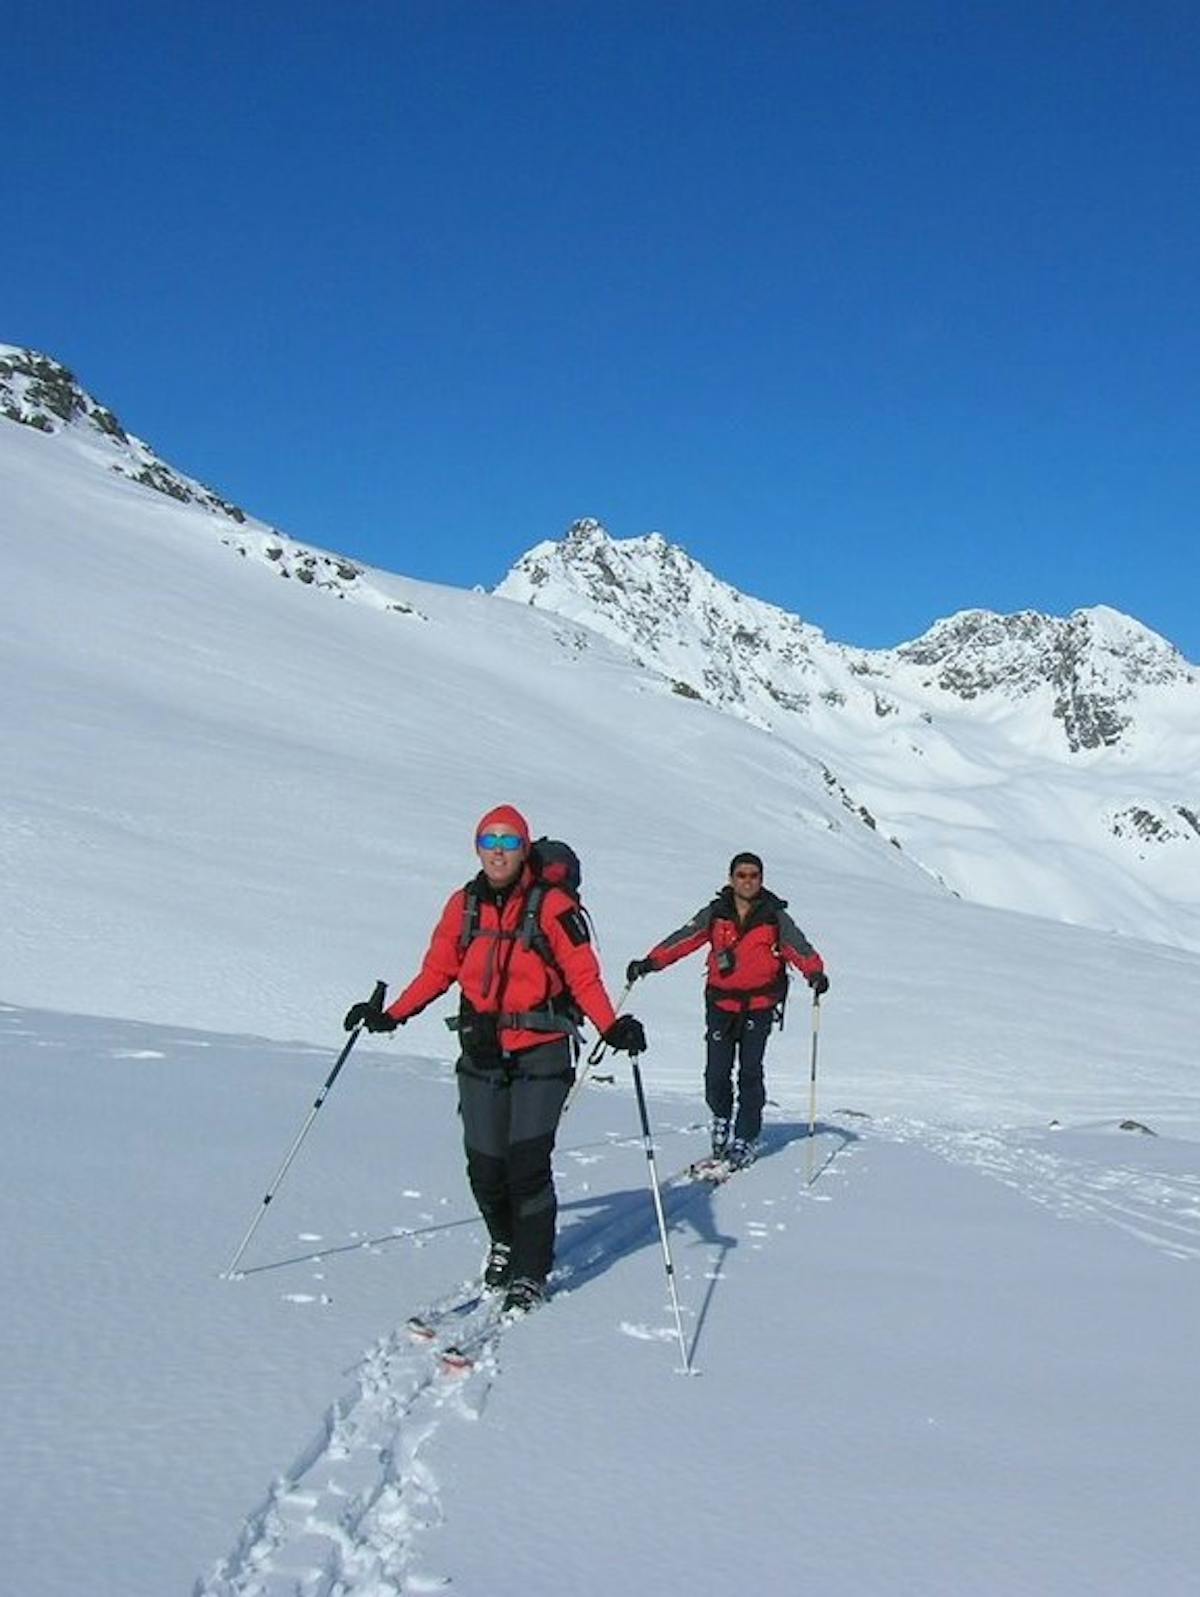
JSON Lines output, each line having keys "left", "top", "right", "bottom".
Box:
{"left": 222, "top": 979, "right": 386, "bottom": 1278}
{"left": 628, "top": 1051, "right": 693, "bottom": 1375}
{"left": 563, "top": 980, "right": 633, "bottom": 1115}
{"left": 804, "top": 991, "right": 821, "bottom": 1187}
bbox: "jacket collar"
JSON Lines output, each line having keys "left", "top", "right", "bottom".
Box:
{"left": 472, "top": 862, "right": 534, "bottom": 909}
{"left": 714, "top": 883, "right": 787, "bottom": 925}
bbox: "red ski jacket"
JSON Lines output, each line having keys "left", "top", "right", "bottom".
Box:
{"left": 385, "top": 867, "right": 618, "bottom": 1053}
{"left": 644, "top": 886, "right": 823, "bottom": 1013}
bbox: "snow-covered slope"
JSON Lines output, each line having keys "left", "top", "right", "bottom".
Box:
{"left": 2, "top": 351, "right": 1198, "bottom": 1103}
{"left": 0, "top": 345, "right": 420, "bottom": 610}
{"left": 498, "top": 519, "right": 1200, "bottom": 950}
{"left": 1, "top": 375, "right": 892, "bottom": 1057}
{"left": 4, "top": 353, "right": 1200, "bottom": 1597}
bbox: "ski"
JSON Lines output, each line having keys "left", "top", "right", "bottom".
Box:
{"left": 404, "top": 1280, "right": 486, "bottom": 1344}
{"left": 405, "top": 1303, "right": 478, "bottom": 1342}
{"left": 422, "top": 1275, "right": 559, "bottom": 1374}
{"left": 439, "top": 1346, "right": 477, "bottom": 1376}
{"left": 687, "top": 1156, "right": 734, "bottom": 1183}
{"left": 402, "top": 1282, "right": 517, "bottom": 1375}
{"left": 432, "top": 1294, "right": 519, "bottom": 1375}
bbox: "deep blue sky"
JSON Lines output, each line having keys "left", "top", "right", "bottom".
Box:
{"left": 7, "top": 1, "right": 1199, "bottom": 656}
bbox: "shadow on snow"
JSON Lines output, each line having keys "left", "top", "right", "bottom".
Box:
{"left": 233, "top": 1118, "right": 859, "bottom": 1363}
{"left": 555, "top": 1120, "right": 859, "bottom": 1360}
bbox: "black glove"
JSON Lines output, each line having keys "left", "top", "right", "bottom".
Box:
{"left": 807, "top": 971, "right": 830, "bottom": 996}
{"left": 625, "top": 958, "right": 654, "bottom": 985}
{"left": 343, "top": 998, "right": 399, "bottom": 1033}
{"left": 603, "top": 1015, "right": 647, "bottom": 1055}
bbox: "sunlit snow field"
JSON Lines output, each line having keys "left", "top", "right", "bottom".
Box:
{"left": 3, "top": 414, "right": 1199, "bottom": 1594}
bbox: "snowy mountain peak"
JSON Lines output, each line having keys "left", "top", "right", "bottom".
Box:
{"left": 901, "top": 604, "right": 1190, "bottom": 691}
{"left": 0, "top": 344, "right": 423, "bottom": 617}
{"left": 497, "top": 521, "right": 1200, "bottom": 945}
{"left": 898, "top": 605, "right": 1193, "bottom": 751}
{"left": 0, "top": 344, "right": 251, "bottom": 523}
{"left": 498, "top": 519, "right": 828, "bottom": 723}
{"left": 499, "top": 521, "right": 1194, "bottom": 753}
{"left": 2, "top": 344, "right": 121, "bottom": 438}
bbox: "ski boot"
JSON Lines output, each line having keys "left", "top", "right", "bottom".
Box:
{"left": 483, "top": 1240, "right": 513, "bottom": 1291}
{"left": 502, "top": 1276, "right": 546, "bottom": 1317}
{"left": 725, "top": 1138, "right": 758, "bottom": 1171}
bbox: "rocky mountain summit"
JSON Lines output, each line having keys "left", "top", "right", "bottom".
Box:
{"left": 897, "top": 605, "right": 1193, "bottom": 753}
{"left": 499, "top": 519, "right": 1200, "bottom": 947}
{"left": 501, "top": 519, "right": 1194, "bottom": 756}
{"left": 1, "top": 346, "right": 251, "bottom": 522}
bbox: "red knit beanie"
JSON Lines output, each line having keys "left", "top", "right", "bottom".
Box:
{"left": 475, "top": 804, "right": 530, "bottom": 847}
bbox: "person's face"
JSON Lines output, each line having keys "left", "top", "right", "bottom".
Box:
{"left": 730, "top": 862, "right": 762, "bottom": 905}
{"left": 477, "top": 828, "right": 526, "bottom": 888}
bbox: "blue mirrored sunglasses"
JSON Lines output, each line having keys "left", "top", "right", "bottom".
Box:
{"left": 477, "top": 832, "right": 524, "bottom": 852}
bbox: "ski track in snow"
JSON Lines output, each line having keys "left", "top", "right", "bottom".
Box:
{"left": 196, "top": 1137, "right": 761, "bottom": 1596}
{"left": 892, "top": 1120, "right": 1200, "bottom": 1261}
{"left": 195, "top": 1109, "right": 1197, "bottom": 1594}
{"left": 195, "top": 1294, "right": 499, "bottom": 1597}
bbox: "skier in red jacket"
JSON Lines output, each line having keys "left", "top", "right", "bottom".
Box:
{"left": 345, "top": 804, "right": 645, "bottom": 1314}
{"left": 626, "top": 851, "right": 827, "bottom": 1170}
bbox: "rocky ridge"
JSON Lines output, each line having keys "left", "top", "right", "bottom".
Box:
{"left": 500, "top": 519, "right": 1194, "bottom": 756}
{"left": 0, "top": 346, "right": 422, "bottom": 616}
{"left": 896, "top": 606, "right": 1193, "bottom": 752}
{"left": 498, "top": 519, "right": 1200, "bottom": 943}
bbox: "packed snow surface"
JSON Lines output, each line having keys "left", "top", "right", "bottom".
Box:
{"left": 4, "top": 1002, "right": 1199, "bottom": 1596}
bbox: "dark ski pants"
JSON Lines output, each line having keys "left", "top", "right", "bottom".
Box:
{"left": 457, "top": 1038, "right": 574, "bottom": 1285}
{"left": 704, "top": 1002, "right": 771, "bottom": 1143}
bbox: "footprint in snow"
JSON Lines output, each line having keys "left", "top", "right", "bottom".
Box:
{"left": 619, "top": 1321, "right": 677, "bottom": 1343}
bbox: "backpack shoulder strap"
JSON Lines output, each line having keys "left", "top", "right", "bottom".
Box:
{"left": 519, "top": 880, "right": 552, "bottom": 955}
{"left": 459, "top": 880, "right": 482, "bottom": 953}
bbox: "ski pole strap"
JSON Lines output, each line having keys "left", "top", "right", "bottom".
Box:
{"left": 583, "top": 979, "right": 634, "bottom": 1068}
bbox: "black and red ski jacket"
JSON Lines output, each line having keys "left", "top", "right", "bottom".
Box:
{"left": 643, "top": 886, "right": 823, "bottom": 1014}
{"left": 385, "top": 865, "right": 618, "bottom": 1053}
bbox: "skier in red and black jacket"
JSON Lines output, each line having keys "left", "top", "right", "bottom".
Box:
{"left": 344, "top": 804, "right": 645, "bottom": 1315}
{"left": 626, "top": 851, "right": 827, "bottom": 1170}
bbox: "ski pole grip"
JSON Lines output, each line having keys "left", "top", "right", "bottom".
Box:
{"left": 370, "top": 979, "right": 387, "bottom": 1012}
